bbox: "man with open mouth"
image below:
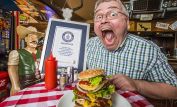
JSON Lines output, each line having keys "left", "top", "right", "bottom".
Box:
{"left": 86, "top": 0, "right": 177, "bottom": 101}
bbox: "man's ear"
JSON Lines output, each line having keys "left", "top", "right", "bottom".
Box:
{"left": 127, "top": 19, "right": 130, "bottom": 30}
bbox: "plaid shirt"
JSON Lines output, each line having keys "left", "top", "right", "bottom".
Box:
{"left": 87, "top": 33, "right": 177, "bottom": 87}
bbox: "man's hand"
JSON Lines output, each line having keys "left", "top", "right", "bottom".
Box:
{"left": 109, "top": 74, "right": 177, "bottom": 99}
{"left": 109, "top": 74, "right": 138, "bottom": 92}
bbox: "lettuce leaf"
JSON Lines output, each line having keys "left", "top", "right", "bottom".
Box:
{"left": 93, "top": 85, "right": 115, "bottom": 98}
{"left": 72, "top": 89, "right": 77, "bottom": 101}
{"left": 106, "top": 75, "right": 113, "bottom": 78}
{"left": 89, "top": 76, "right": 103, "bottom": 86}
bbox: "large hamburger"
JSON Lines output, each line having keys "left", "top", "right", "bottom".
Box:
{"left": 73, "top": 69, "right": 115, "bottom": 107}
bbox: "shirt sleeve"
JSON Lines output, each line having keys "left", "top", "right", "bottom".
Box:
{"left": 8, "top": 50, "right": 19, "bottom": 66}
{"left": 146, "top": 50, "right": 177, "bottom": 87}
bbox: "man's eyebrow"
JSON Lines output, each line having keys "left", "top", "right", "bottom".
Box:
{"left": 94, "top": 6, "right": 121, "bottom": 14}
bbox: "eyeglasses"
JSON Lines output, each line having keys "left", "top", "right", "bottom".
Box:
{"left": 94, "top": 10, "right": 127, "bottom": 22}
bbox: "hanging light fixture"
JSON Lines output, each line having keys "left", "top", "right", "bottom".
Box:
{"left": 50, "top": 0, "right": 84, "bottom": 20}
{"left": 62, "top": 0, "right": 83, "bottom": 20}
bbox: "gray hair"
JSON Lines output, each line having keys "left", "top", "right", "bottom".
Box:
{"left": 94, "top": 0, "right": 129, "bottom": 17}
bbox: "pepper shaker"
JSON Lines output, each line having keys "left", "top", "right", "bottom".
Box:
{"left": 59, "top": 73, "right": 66, "bottom": 91}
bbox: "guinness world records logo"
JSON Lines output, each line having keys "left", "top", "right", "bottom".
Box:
{"left": 62, "top": 31, "right": 74, "bottom": 42}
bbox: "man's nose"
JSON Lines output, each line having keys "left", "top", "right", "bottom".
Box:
{"left": 100, "top": 16, "right": 109, "bottom": 23}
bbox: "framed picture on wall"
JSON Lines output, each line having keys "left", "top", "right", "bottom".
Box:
{"left": 39, "top": 18, "right": 90, "bottom": 73}
{"left": 137, "top": 22, "right": 151, "bottom": 31}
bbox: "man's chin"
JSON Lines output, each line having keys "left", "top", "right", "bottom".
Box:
{"left": 103, "top": 44, "right": 117, "bottom": 51}
{"left": 101, "top": 40, "right": 117, "bottom": 51}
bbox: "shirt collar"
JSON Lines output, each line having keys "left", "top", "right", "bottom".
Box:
{"left": 113, "top": 33, "right": 128, "bottom": 52}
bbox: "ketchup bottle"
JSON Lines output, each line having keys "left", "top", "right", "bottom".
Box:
{"left": 45, "top": 53, "right": 57, "bottom": 90}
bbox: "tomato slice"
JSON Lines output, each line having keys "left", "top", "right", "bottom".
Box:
{"left": 79, "top": 81, "right": 90, "bottom": 85}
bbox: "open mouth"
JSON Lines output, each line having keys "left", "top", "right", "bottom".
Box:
{"left": 101, "top": 28, "right": 115, "bottom": 45}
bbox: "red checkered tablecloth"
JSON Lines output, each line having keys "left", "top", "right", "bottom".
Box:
{"left": 0, "top": 82, "right": 154, "bottom": 107}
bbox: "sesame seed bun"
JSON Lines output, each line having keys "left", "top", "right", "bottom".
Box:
{"left": 78, "top": 69, "right": 104, "bottom": 80}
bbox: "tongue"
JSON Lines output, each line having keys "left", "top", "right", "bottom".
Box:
{"left": 105, "top": 32, "right": 114, "bottom": 44}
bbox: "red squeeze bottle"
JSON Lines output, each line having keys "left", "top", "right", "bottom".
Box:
{"left": 45, "top": 53, "right": 57, "bottom": 90}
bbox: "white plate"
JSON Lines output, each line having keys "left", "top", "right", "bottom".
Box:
{"left": 57, "top": 90, "right": 132, "bottom": 107}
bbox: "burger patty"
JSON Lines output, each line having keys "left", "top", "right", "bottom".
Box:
{"left": 96, "top": 97, "right": 112, "bottom": 107}
{"left": 75, "top": 99, "right": 86, "bottom": 107}
{"left": 74, "top": 88, "right": 90, "bottom": 101}
{"left": 75, "top": 98, "right": 111, "bottom": 107}
{"left": 77, "top": 79, "right": 108, "bottom": 93}
{"left": 75, "top": 81, "right": 113, "bottom": 101}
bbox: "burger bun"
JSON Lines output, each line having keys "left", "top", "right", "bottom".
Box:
{"left": 78, "top": 69, "right": 104, "bottom": 80}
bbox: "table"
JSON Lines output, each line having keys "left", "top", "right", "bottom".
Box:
{"left": 0, "top": 71, "right": 9, "bottom": 102}
{"left": 0, "top": 82, "right": 153, "bottom": 107}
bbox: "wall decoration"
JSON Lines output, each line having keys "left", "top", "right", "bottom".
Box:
{"left": 16, "top": 0, "right": 59, "bottom": 23}
{"left": 137, "top": 22, "right": 151, "bottom": 31}
{"left": 129, "top": 21, "right": 135, "bottom": 31}
{"left": 169, "top": 21, "right": 177, "bottom": 30}
{"left": 39, "top": 18, "right": 90, "bottom": 73}
{"left": 155, "top": 22, "right": 170, "bottom": 30}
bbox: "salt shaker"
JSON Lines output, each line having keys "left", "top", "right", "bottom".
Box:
{"left": 59, "top": 73, "right": 66, "bottom": 91}
{"left": 73, "top": 69, "right": 78, "bottom": 81}
{"left": 71, "top": 69, "right": 78, "bottom": 87}
{"left": 66, "top": 66, "right": 74, "bottom": 84}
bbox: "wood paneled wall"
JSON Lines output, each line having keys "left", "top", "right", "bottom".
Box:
{"left": 129, "top": 18, "right": 177, "bottom": 32}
